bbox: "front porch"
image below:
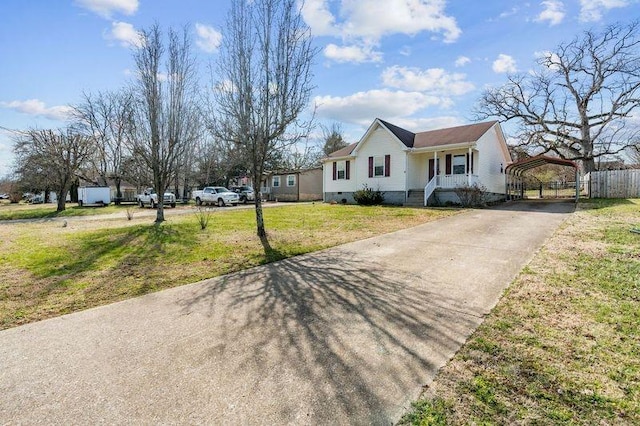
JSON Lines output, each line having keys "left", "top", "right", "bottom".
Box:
{"left": 405, "top": 174, "right": 479, "bottom": 207}
{"left": 407, "top": 146, "right": 479, "bottom": 206}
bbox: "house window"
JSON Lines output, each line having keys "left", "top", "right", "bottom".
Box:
{"left": 453, "top": 155, "right": 466, "bottom": 175}
{"left": 333, "top": 160, "right": 350, "bottom": 180}
{"left": 368, "top": 155, "right": 390, "bottom": 178}
{"left": 287, "top": 174, "right": 296, "bottom": 186}
{"left": 272, "top": 176, "right": 280, "bottom": 187}
{"left": 374, "top": 156, "right": 384, "bottom": 177}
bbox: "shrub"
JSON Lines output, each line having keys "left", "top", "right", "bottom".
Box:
{"left": 125, "top": 208, "right": 135, "bottom": 220}
{"left": 353, "top": 184, "right": 384, "bottom": 205}
{"left": 194, "top": 206, "right": 212, "bottom": 230}
{"left": 454, "top": 183, "right": 487, "bottom": 208}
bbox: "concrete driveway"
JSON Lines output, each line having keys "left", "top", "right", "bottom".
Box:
{"left": 0, "top": 200, "right": 574, "bottom": 425}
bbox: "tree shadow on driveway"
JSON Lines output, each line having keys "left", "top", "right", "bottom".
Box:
{"left": 177, "top": 248, "right": 481, "bottom": 424}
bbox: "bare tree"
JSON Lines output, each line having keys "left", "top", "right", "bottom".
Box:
{"left": 129, "top": 24, "right": 201, "bottom": 223}
{"left": 282, "top": 138, "right": 322, "bottom": 170}
{"left": 321, "top": 122, "right": 348, "bottom": 156}
{"left": 72, "top": 89, "right": 134, "bottom": 204}
{"left": 475, "top": 21, "right": 640, "bottom": 173}
{"left": 214, "top": 0, "right": 316, "bottom": 239}
{"left": 627, "top": 142, "right": 640, "bottom": 165}
{"left": 13, "top": 129, "right": 93, "bottom": 211}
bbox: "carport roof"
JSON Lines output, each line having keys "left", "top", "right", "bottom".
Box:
{"left": 505, "top": 155, "right": 577, "bottom": 175}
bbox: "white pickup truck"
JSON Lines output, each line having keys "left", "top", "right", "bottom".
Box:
{"left": 137, "top": 188, "right": 177, "bottom": 208}
{"left": 192, "top": 186, "right": 240, "bottom": 207}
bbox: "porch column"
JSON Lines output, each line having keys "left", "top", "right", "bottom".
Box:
{"left": 433, "top": 151, "right": 438, "bottom": 183}
{"left": 466, "top": 146, "right": 471, "bottom": 186}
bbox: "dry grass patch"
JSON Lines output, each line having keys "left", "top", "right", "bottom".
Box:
{"left": 0, "top": 203, "right": 456, "bottom": 329}
{"left": 401, "top": 199, "right": 640, "bottom": 425}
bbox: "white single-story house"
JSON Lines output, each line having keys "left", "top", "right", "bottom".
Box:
{"left": 322, "top": 119, "right": 512, "bottom": 206}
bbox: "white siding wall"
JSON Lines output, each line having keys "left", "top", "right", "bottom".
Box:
{"left": 323, "top": 160, "right": 356, "bottom": 193}
{"left": 407, "top": 153, "right": 428, "bottom": 189}
{"left": 355, "top": 127, "right": 407, "bottom": 191}
{"left": 323, "top": 125, "right": 408, "bottom": 194}
{"left": 476, "top": 125, "right": 510, "bottom": 194}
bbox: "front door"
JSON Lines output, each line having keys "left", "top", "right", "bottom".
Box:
{"left": 428, "top": 158, "right": 439, "bottom": 180}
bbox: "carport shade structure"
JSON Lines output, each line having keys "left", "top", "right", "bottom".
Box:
{"left": 505, "top": 155, "right": 579, "bottom": 201}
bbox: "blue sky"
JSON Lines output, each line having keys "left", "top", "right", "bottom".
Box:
{"left": 1, "top": 0, "right": 639, "bottom": 176}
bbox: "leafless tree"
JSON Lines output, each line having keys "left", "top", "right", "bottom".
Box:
{"left": 71, "top": 89, "right": 134, "bottom": 204}
{"left": 129, "top": 24, "right": 201, "bottom": 223}
{"left": 213, "top": 0, "right": 316, "bottom": 239}
{"left": 627, "top": 142, "right": 640, "bottom": 165}
{"left": 282, "top": 138, "right": 322, "bottom": 170}
{"left": 475, "top": 21, "right": 640, "bottom": 173}
{"left": 13, "top": 129, "right": 93, "bottom": 211}
{"left": 321, "top": 122, "right": 348, "bottom": 156}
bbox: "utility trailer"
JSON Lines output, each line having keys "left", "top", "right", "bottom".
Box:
{"left": 78, "top": 186, "right": 111, "bottom": 207}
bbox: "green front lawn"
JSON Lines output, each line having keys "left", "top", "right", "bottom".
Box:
{"left": 0, "top": 203, "right": 457, "bottom": 329}
{"left": 400, "top": 198, "right": 640, "bottom": 425}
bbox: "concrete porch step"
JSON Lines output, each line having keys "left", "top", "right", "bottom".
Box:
{"left": 405, "top": 189, "right": 426, "bottom": 207}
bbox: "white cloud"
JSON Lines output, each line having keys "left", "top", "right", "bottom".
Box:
{"left": 381, "top": 66, "right": 475, "bottom": 96}
{"left": 579, "top": 0, "right": 628, "bottom": 22}
{"left": 303, "top": 0, "right": 461, "bottom": 63}
{"left": 0, "top": 99, "right": 72, "bottom": 121}
{"left": 301, "top": 0, "right": 339, "bottom": 36}
{"left": 105, "top": 21, "right": 143, "bottom": 48}
{"left": 492, "top": 54, "right": 517, "bottom": 73}
{"left": 388, "top": 116, "right": 464, "bottom": 132}
{"left": 487, "top": 6, "right": 519, "bottom": 21}
{"left": 195, "top": 23, "right": 222, "bottom": 53}
{"left": 399, "top": 46, "right": 412, "bottom": 56}
{"left": 314, "top": 89, "right": 443, "bottom": 125}
{"left": 454, "top": 56, "right": 471, "bottom": 67}
{"left": 324, "top": 43, "right": 382, "bottom": 63}
{"left": 75, "top": 0, "right": 138, "bottom": 19}
{"left": 536, "top": 0, "right": 565, "bottom": 26}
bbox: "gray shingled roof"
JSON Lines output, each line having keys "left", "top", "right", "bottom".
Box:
{"left": 413, "top": 121, "right": 497, "bottom": 149}
{"left": 378, "top": 119, "right": 415, "bottom": 147}
{"left": 326, "top": 119, "right": 498, "bottom": 157}
{"left": 326, "top": 142, "right": 357, "bottom": 158}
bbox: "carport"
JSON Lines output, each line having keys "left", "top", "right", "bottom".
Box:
{"left": 505, "top": 155, "right": 579, "bottom": 201}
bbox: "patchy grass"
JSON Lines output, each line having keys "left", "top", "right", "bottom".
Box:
{"left": 400, "top": 198, "right": 640, "bottom": 425}
{"left": 0, "top": 203, "right": 457, "bottom": 329}
{"left": 0, "top": 202, "right": 137, "bottom": 220}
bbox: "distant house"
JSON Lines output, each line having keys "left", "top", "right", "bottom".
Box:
{"left": 322, "top": 118, "right": 512, "bottom": 206}
{"left": 261, "top": 168, "right": 323, "bottom": 201}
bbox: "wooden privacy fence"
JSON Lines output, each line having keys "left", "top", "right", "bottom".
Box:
{"left": 586, "top": 169, "right": 640, "bottom": 198}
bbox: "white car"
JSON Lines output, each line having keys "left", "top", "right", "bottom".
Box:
{"left": 192, "top": 186, "right": 240, "bottom": 207}
{"left": 137, "top": 188, "right": 177, "bottom": 208}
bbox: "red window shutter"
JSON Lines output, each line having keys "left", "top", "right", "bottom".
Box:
{"left": 345, "top": 160, "right": 350, "bottom": 180}
{"left": 470, "top": 152, "right": 474, "bottom": 173}
{"left": 384, "top": 155, "right": 390, "bottom": 177}
{"left": 466, "top": 153, "right": 470, "bottom": 173}
{"left": 332, "top": 162, "right": 337, "bottom": 180}
{"left": 368, "top": 156, "right": 373, "bottom": 178}
{"left": 445, "top": 154, "right": 452, "bottom": 174}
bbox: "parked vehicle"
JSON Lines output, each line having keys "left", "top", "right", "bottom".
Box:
{"left": 0, "top": 193, "right": 9, "bottom": 199}
{"left": 230, "top": 186, "right": 255, "bottom": 204}
{"left": 137, "top": 188, "right": 177, "bottom": 208}
{"left": 78, "top": 186, "right": 111, "bottom": 207}
{"left": 28, "top": 194, "right": 44, "bottom": 204}
{"left": 192, "top": 186, "right": 239, "bottom": 207}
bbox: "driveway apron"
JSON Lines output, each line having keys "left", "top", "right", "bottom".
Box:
{"left": 0, "top": 200, "right": 574, "bottom": 425}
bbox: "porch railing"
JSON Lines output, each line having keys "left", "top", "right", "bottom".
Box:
{"left": 437, "top": 174, "right": 479, "bottom": 188}
{"left": 423, "top": 176, "right": 437, "bottom": 206}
